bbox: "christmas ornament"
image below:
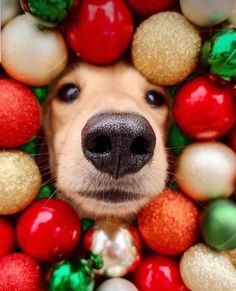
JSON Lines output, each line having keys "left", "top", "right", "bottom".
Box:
{"left": 66, "top": 0, "right": 134, "bottom": 65}
{"left": 0, "top": 79, "right": 40, "bottom": 148}
{"left": 126, "top": 0, "right": 177, "bottom": 16}
{"left": 180, "top": 0, "right": 235, "bottom": 27}
{"left": 133, "top": 255, "right": 188, "bottom": 291}
{"left": 180, "top": 244, "right": 236, "bottom": 291}
{"left": 227, "top": 1, "right": 236, "bottom": 25}
{"left": 32, "top": 86, "right": 49, "bottom": 103}
{"left": 200, "top": 199, "right": 236, "bottom": 250}
{"left": 202, "top": 29, "right": 236, "bottom": 81}
{"left": 97, "top": 278, "right": 138, "bottom": 291}
{"left": 37, "top": 183, "right": 56, "bottom": 199}
{"left": 1, "top": 0, "right": 21, "bottom": 27}
{"left": 0, "top": 219, "right": 15, "bottom": 257}
{"left": 2, "top": 14, "right": 68, "bottom": 86}
{"left": 132, "top": 12, "right": 201, "bottom": 86}
{"left": 16, "top": 198, "right": 81, "bottom": 262}
{"left": 230, "top": 125, "right": 236, "bottom": 152}
{"left": 168, "top": 123, "right": 192, "bottom": 155}
{"left": 83, "top": 221, "right": 142, "bottom": 277}
{"left": 19, "top": 137, "right": 39, "bottom": 157}
{"left": 49, "top": 255, "right": 102, "bottom": 291}
{"left": 0, "top": 151, "right": 41, "bottom": 215}
{"left": 0, "top": 253, "right": 41, "bottom": 291}
{"left": 20, "top": 0, "right": 79, "bottom": 27}
{"left": 176, "top": 142, "right": 236, "bottom": 202}
{"left": 173, "top": 75, "right": 236, "bottom": 140}
{"left": 138, "top": 189, "right": 199, "bottom": 255}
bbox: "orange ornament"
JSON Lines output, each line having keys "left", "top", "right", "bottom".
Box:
{"left": 138, "top": 189, "right": 199, "bottom": 255}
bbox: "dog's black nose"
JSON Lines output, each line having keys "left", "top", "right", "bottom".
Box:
{"left": 82, "top": 112, "right": 156, "bottom": 178}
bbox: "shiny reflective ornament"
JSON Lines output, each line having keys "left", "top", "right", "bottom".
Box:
{"left": 0, "top": 151, "right": 41, "bottom": 215}
{"left": 202, "top": 29, "right": 236, "bottom": 81}
{"left": 83, "top": 221, "right": 141, "bottom": 277}
{"left": 31, "top": 86, "right": 49, "bottom": 103}
{"left": 1, "top": 0, "right": 21, "bottom": 27}
{"left": 180, "top": 243, "right": 236, "bottom": 291}
{"left": 0, "top": 219, "right": 15, "bottom": 257}
{"left": 37, "top": 183, "right": 56, "bottom": 199}
{"left": 176, "top": 142, "right": 236, "bottom": 202}
{"left": 20, "top": 0, "right": 78, "bottom": 27}
{"left": 2, "top": 14, "right": 68, "bottom": 86}
{"left": 201, "top": 199, "right": 236, "bottom": 250}
{"left": 180, "top": 0, "right": 235, "bottom": 27}
{"left": 168, "top": 123, "right": 192, "bottom": 155}
{"left": 132, "top": 12, "right": 201, "bottom": 86}
{"left": 96, "top": 278, "right": 138, "bottom": 291}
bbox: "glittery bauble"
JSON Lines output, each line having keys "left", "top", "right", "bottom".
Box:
{"left": 168, "top": 123, "right": 192, "bottom": 155}
{"left": 202, "top": 29, "right": 236, "bottom": 81}
{"left": 1, "top": 0, "right": 21, "bottom": 27}
{"left": 176, "top": 142, "right": 236, "bottom": 202}
{"left": 200, "top": 199, "right": 236, "bottom": 250}
{"left": 0, "top": 253, "right": 41, "bottom": 291}
{"left": 0, "top": 79, "right": 41, "bottom": 148}
{"left": 180, "top": 243, "right": 236, "bottom": 291}
{"left": 20, "top": 0, "right": 78, "bottom": 27}
{"left": 96, "top": 278, "right": 138, "bottom": 291}
{"left": 0, "top": 219, "right": 15, "bottom": 257}
{"left": 180, "top": 0, "right": 235, "bottom": 27}
{"left": 0, "top": 151, "right": 41, "bottom": 215}
{"left": 83, "top": 221, "right": 141, "bottom": 277}
{"left": 138, "top": 189, "right": 199, "bottom": 255}
{"left": 2, "top": 14, "right": 68, "bottom": 86}
{"left": 132, "top": 12, "right": 201, "bottom": 86}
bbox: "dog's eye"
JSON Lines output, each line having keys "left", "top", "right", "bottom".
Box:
{"left": 145, "top": 90, "right": 166, "bottom": 107}
{"left": 57, "top": 83, "right": 80, "bottom": 102}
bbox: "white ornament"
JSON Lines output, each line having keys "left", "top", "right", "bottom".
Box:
{"left": 96, "top": 278, "right": 138, "bottom": 291}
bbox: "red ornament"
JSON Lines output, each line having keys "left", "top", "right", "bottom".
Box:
{"left": 16, "top": 199, "right": 81, "bottom": 262}
{"left": 0, "top": 253, "right": 41, "bottom": 291}
{"left": 229, "top": 125, "right": 236, "bottom": 152}
{"left": 173, "top": 75, "right": 236, "bottom": 140}
{"left": 0, "top": 79, "right": 41, "bottom": 148}
{"left": 133, "top": 255, "right": 188, "bottom": 291}
{"left": 66, "top": 0, "right": 134, "bottom": 64}
{"left": 126, "top": 0, "right": 177, "bottom": 16}
{"left": 138, "top": 189, "right": 199, "bottom": 255}
{"left": 0, "top": 218, "right": 15, "bottom": 257}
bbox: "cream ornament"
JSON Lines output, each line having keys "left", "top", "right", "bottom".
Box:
{"left": 96, "top": 278, "right": 138, "bottom": 291}
{"left": 1, "top": 0, "right": 21, "bottom": 27}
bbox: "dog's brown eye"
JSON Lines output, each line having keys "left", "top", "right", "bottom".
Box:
{"left": 145, "top": 90, "right": 166, "bottom": 107}
{"left": 57, "top": 83, "right": 80, "bottom": 102}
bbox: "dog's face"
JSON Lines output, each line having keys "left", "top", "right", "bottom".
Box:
{"left": 44, "top": 61, "right": 169, "bottom": 218}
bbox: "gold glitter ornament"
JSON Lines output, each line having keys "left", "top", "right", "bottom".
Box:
{"left": 132, "top": 12, "right": 201, "bottom": 86}
{"left": 0, "top": 151, "right": 41, "bottom": 215}
{"left": 180, "top": 243, "right": 236, "bottom": 291}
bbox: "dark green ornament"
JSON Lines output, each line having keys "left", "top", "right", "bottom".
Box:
{"left": 81, "top": 218, "right": 94, "bottom": 234}
{"left": 37, "top": 183, "right": 56, "bottom": 199}
{"left": 19, "top": 137, "right": 39, "bottom": 158}
{"left": 32, "top": 86, "right": 49, "bottom": 103}
{"left": 202, "top": 29, "right": 236, "bottom": 81}
{"left": 168, "top": 123, "right": 192, "bottom": 155}
{"left": 201, "top": 199, "right": 236, "bottom": 251}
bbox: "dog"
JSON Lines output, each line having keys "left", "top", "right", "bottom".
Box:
{"left": 43, "top": 61, "right": 169, "bottom": 219}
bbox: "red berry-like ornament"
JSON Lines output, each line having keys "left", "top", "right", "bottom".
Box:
{"left": 173, "top": 75, "right": 236, "bottom": 140}
{"left": 133, "top": 255, "right": 188, "bottom": 291}
{"left": 16, "top": 199, "right": 81, "bottom": 262}
{"left": 0, "top": 253, "right": 41, "bottom": 291}
{"left": 0, "top": 79, "right": 40, "bottom": 148}
{"left": 229, "top": 125, "right": 236, "bottom": 152}
{"left": 0, "top": 219, "right": 15, "bottom": 257}
{"left": 66, "top": 0, "right": 134, "bottom": 64}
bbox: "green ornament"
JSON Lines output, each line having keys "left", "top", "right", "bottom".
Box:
{"left": 32, "top": 86, "right": 49, "bottom": 103}
{"left": 202, "top": 29, "right": 236, "bottom": 81}
{"left": 201, "top": 199, "right": 236, "bottom": 251}
{"left": 168, "top": 124, "right": 192, "bottom": 155}
{"left": 19, "top": 137, "right": 39, "bottom": 158}
{"left": 81, "top": 218, "right": 94, "bottom": 234}
{"left": 21, "top": 0, "right": 75, "bottom": 27}
{"left": 37, "top": 183, "right": 56, "bottom": 199}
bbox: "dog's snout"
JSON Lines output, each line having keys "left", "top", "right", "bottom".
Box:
{"left": 82, "top": 112, "right": 156, "bottom": 178}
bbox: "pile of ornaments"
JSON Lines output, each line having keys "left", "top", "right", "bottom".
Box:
{"left": 1, "top": 0, "right": 236, "bottom": 290}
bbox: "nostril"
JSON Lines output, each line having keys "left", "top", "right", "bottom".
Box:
{"left": 87, "top": 135, "right": 112, "bottom": 155}
{"left": 130, "top": 136, "right": 149, "bottom": 156}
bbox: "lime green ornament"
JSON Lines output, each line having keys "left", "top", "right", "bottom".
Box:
{"left": 168, "top": 124, "right": 192, "bottom": 155}
{"left": 19, "top": 137, "right": 39, "bottom": 158}
{"left": 201, "top": 199, "right": 236, "bottom": 250}
{"left": 32, "top": 86, "right": 49, "bottom": 103}
{"left": 202, "top": 29, "right": 236, "bottom": 81}
{"left": 37, "top": 183, "right": 56, "bottom": 199}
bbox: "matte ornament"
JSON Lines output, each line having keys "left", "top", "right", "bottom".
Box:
{"left": 0, "top": 219, "right": 15, "bottom": 257}
{"left": 96, "top": 278, "right": 138, "bottom": 291}
{"left": 200, "top": 199, "right": 236, "bottom": 250}
{"left": 132, "top": 12, "right": 201, "bottom": 86}
{"left": 0, "top": 151, "right": 41, "bottom": 215}
{"left": 168, "top": 123, "right": 192, "bottom": 155}
{"left": 176, "top": 142, "right": 236, "bottom": 202}
{"left": 1, "top": 0, "right": 21, "bottom": 27}
{"left": 180, "top": 244, "right": 236, "bottom": 291}
{"left": 180, "top": 0, "right": 235, "bottom": 27}
{"left": 202, "top": 29, "right": 236, "bottom": 81}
